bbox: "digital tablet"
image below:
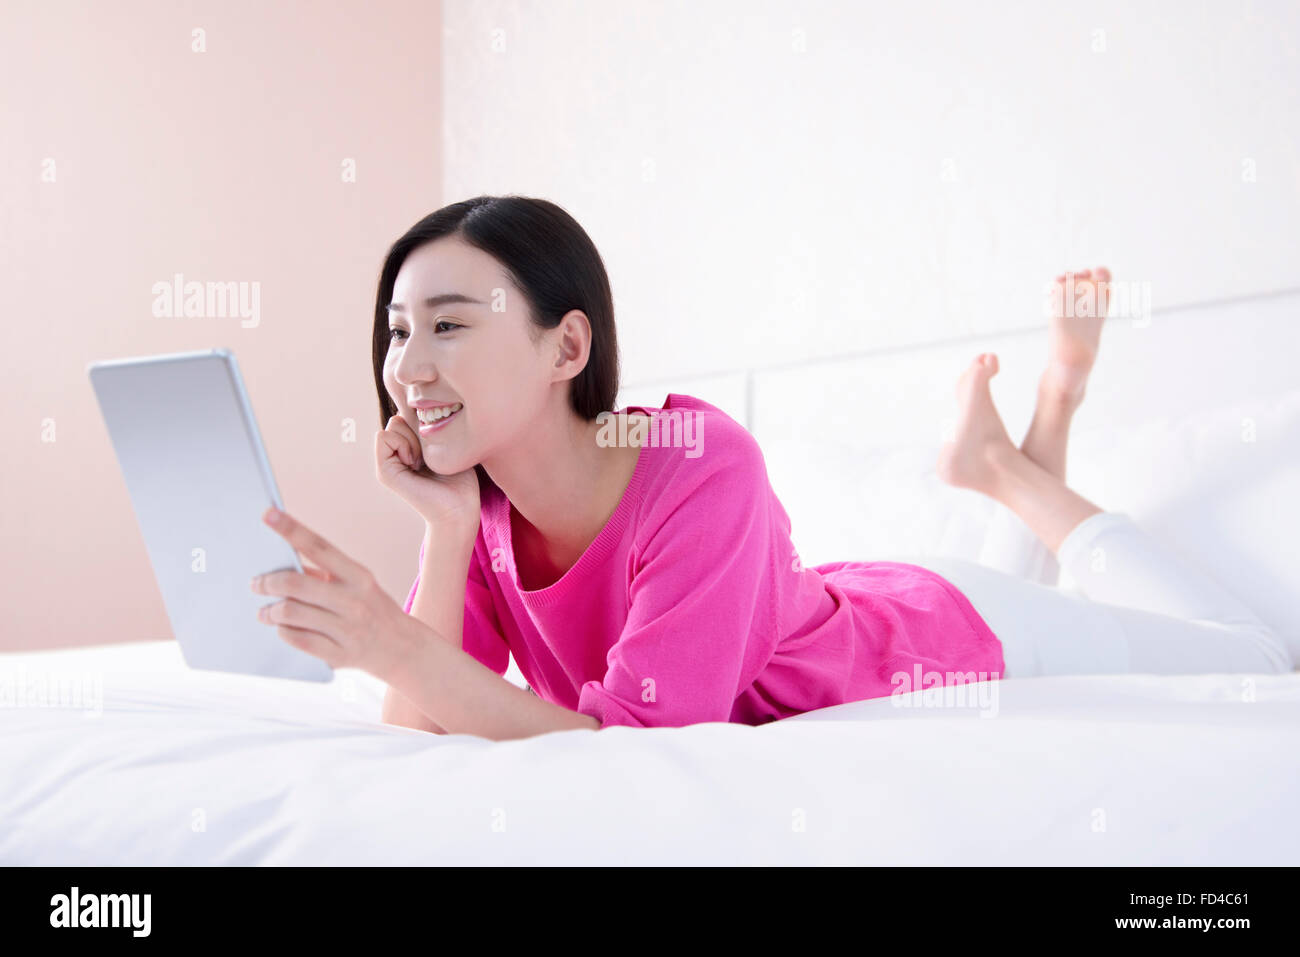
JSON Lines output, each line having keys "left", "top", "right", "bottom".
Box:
{"left": 88, "top": 348, "right": 332, "bottom": 682}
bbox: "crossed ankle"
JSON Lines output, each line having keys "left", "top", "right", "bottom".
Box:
{"left": 983, "top": 439, "right": 1025, "bottom": 487}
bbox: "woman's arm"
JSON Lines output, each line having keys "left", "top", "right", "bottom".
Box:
{"left": 386, "top": 633, "right": 600, "bottom": 740}
{"left": 382, "top": 521, "right": 476, "bottom": 734}
{"left": 381, "top": 685, "right": 443, "bottom": 733}
{"left": 384, "top": 521, "right": 597, "bottom": 739}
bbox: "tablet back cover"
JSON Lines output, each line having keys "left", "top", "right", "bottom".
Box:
{"left": 89, "top": 349, "right": 331, "bottom": 682}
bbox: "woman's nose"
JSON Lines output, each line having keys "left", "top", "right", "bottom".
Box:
{"left": 393, "top": 350, "right": 438, "bottom": 385}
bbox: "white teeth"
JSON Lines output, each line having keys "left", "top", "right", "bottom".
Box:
{"left": 416, "top": 402, "right": 462, "bottom": 424}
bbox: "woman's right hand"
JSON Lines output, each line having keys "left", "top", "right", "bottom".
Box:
{"left": 375, "top": 414, "right": 481, "bottom": 534}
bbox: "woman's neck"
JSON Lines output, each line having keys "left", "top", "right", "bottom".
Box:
{"left": 485, "top": 410, "right": 647, "bottom": 579}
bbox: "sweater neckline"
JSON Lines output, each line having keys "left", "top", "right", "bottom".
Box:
{"left": 496, "top": 407, "right": 656, "bottom": 607}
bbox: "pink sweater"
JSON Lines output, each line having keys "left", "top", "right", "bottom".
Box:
{"left": 404, "top": 393, "right": 1005, "bottom": 729}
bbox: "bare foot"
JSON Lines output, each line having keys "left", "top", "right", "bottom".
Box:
{"left": 1039, "top": 266, "right": 1112, "bottom": 410}
{"left": 936, "top": 352, "right": 1019, "bottom": 496}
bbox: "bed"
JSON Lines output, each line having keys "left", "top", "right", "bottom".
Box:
{"left": 4, "top": 290, "right": 1299, "bottom": 865}
{"left": 2, "top": 639, "right": 1298, "bottom": 864}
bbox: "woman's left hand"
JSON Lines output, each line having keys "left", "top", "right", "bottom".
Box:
{"left": 250, "top": 507, "right": 426, "bottom": 678}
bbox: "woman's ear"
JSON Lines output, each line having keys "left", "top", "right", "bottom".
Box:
{"left": 551, "top": 309, "right": 592, "bottom": 377}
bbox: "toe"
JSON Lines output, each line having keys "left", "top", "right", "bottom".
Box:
{"left": 957, "top": 355, "right": 984, "bottom": 396}
{"left": 965, "top": 353, "right": 995, "bottom": 388}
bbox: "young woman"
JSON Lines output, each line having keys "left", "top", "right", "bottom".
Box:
{"left": 250, "top": 195, "right": 1292, "bottom": 741}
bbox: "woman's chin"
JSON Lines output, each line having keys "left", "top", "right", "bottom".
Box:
{"left": 418, "top": 447, "right": 470, "bottom": 473}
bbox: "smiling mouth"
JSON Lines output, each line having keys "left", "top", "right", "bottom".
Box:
{"left": 416, "top": 403, "right": 463, "bottom": 433}
{"left": 415, "top": 402, "right": 462, "bottom": 425}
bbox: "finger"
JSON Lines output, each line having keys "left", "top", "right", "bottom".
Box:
{"left": 302, "top": 564, "right": 332, "bottom": 582}
{"left": 273, "top": 621, "right": 345, "bottom": 669}
{"left": 387, "top": 412, "right": 419, "bottom": 444}
{"left": 378, "top": 421, "right": 415, "bottom": 469}
{"left": 389, "top": 425, "right": 421, "bottom": 471}
{"left": 259, "top": 595, "right": 342, "bottom": 636}
{"left": 252, "top": 568, "right": 337, "bottom": 611}
{"left": 396, "top": 423, "right": 425, "bottom": 472}
{"left": 385, "top": 415, "right": 422, "bottom": 467}
{"left": 262, "top": 509, "right": 365, "bottom": 584}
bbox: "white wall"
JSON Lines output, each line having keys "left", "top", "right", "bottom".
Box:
{"left": 443, "top": 2, "right": 1300, "bottom": 666}
{"left": 442, "top": 0, "right": 1300, "bottom": 405}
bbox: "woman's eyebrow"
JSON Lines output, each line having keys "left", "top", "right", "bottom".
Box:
{"left": 386, "top": 293, "right": 486, "bottom": 314}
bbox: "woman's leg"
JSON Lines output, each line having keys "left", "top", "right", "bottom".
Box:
{"left": 1052, "top": 510, "right": 1289, "bottom": 671}
{"left": 978, "top": 501, "right": 1060, "bottom": 585}
{"left": 938, "top": 351, "right": 1102, "bottom": 555}
{"left": 909, "top": 552, "right": 1290, "bottom": 677}
{"left": 978, "top": 268, "right": 1109, "bottom": 585}
{"left": 933, "top": 347, "right": 1291, "bottom": 676}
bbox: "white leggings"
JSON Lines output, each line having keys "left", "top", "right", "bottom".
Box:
{"left": 896, "top": 503, "right": 1293, "bottom": 678}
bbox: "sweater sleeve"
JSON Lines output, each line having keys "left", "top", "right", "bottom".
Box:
{"left": 575, "top": 427, "right": 774, "bottom": 728}
{"left": 403, "top": 535, "right": 511, "bottom": 677}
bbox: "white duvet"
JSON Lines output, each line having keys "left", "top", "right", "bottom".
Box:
{"left": 2, "top": 640, "right": 1297, "bottom": 865}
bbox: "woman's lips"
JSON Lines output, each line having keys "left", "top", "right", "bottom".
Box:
{"left": 417, "top": 406, "right": 462, "bottom": 435}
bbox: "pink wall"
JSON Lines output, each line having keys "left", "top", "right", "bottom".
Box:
{"left": 1, "top": 0, "right": 443, "bottom": 649}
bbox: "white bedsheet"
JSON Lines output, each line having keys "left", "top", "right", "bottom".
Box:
{"left": 2, "top": 640, "right": 1298, "bottom": 865}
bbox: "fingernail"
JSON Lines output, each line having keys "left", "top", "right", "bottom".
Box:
{"left": 265, "top": 507, "right": 281, "bottom": 525}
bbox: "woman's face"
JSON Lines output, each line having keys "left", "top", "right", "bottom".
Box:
{"left": 383, "top": 236, "right": 557, "bottom": 474}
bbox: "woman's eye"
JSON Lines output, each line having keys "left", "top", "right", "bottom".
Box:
{"left": 388, "top": 321, "right": 458, "bottom": 342}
